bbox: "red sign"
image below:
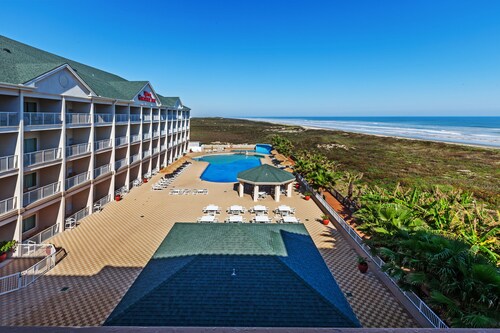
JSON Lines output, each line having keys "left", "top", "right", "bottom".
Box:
{"left": 138, "top": 91, "right": 156, "bottom": 103}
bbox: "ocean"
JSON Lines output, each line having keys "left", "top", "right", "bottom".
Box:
{"left": 243, "top": 117, "right": 500, "bottom": 148}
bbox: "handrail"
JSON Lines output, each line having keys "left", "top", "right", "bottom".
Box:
{"left": 130, "top": 114, "right": 141, "bottom": 122}
{"left": 115, "top": 114, "right": 128, "bottom": 123}
{"left": 65, "top": 171, "right": 90, "bottom": 190}
{"left": 23, "top": 181, "right": 61, "bottom": 206}
{"left": 130, "top": 154, "right": 140, "bottom": 164}
{"left": 0, "top": 196, "right": 16, "bottom": 215}
{"left": 0, "top": 112, "right": 19, "bottom": 126}
{"left": 94, "top": 113, "right": 113, "bottom": 123}
{"left": 66, "top": 206, "right": 90, "bottom": 225}
{"left": 66, "top": 113, "right": 91, "bottom": 125}
{"left": 24, "top": 147, "right": 62, "bottom": 167}
{"left": 115, "top": 158, "right": 127, "bottom": 170}
{"left": 94, "top": 138, "right": 112, "bottom": 151}
{"left": 94, "top": 164, "right": 111, "bottom": 178}
{"left": 143, "top": 115, "right": 152, "bottom": 121}
{"left": 143, "top": 133, "right": 151, "bottom": 140}
{"left": 23, "top": 224, "right": 59, "bottom": 244}
{"left": 296, "top": 175, "right": 448, "bottom": 328}
{"left": 143, "top": 150, "right": 151, "bottom": 158}
{"left": 130, "top": 134, "right": 141, "bottom": 143}
{"left": 0, "top": 155, "right": 18, "bottom": 172}
{"left": 93, "top": 194, "right": 111, "bottom": 211}
{"left": 115, "top": 136, "right": 128, "bottom": 146}
{"left": 66, "top": 142, "right": 91, "bottom": 157}
{"left": 24, "top": 112, "right": 62, "bottom": 126}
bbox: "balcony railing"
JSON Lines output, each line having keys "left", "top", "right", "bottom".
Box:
{"left": 66, "top": 206, "right": 90, "bottom": 226}
{"left": 130, "top": 134, "right": 141, "bottom": 143}
{"left": 115, "top": 136, "right": 128, "bottom": 147}
{"left": 23, "top": 224, "right": 59, "bottom": 244}
{"left": 94, "top": 194, "right": 111, "bottom": 212}
{"left": 94, "top": 113, "right": 112, "bottom": 124}
{"left": 24, "top": 112, "right": 62, "bottom": 126}
{"left": 130, "top": 114, "right": 141, "bottom": 122}
{"left": 143, "top": 150, "right": 151, "bottom": 158}
{"left": 160, "top": 115, "right": 167, "bottom": 121}
{"left": 66, "top": 171, "right": 90, "bottom": 190}
{"left": 160, "top": 130, "right": 167, "bottom": 136}
{"left": 0, "top": 196, "right": 16, "bottom": 215}
{"left": 66, "top": 113, "right": 91, "bottom": 125}
{"left": 143, "top": 115, "right": 152, "bottom": 122}
{"left": 0, "top": 155, "right": 18, "bottom": 173}
{"left": 94, "top": 139, "right": 112, "bottom": 151}
{"left": 130, "top": 154, "right": 140, "bottom": 164}
{"left": 115, "top": 158, "right": 127, "bottom": 170}
{"left": 66, "top": 143, "right": 91, "bottom": 158}
{"left": 0, "top": 112, "right": 19, "bottom": 126}
{"left": 115, "top": 114, "right": 128, "bottom": 123}
{"left": 94, "top": 164, "right": 111, "bottom": 178}
{"left": 24, "top": 147, "right": 62, "bottom": 167}
{"left": 23, "top": 181, "right": 61, "bottom": 206}
{"left": 153, "top": 131, "right": 160, "bottom": 138}
{"left": 153, "top": 115, "right": 160, "bottom": 121}
{"left": 153, "top": 147, "right": 159, "bottom": 155}
{"left": 143, "top": 133, "right": 151, "bottom": 140}
{"left": 160, "top": 145, "right": 166, "bottom": 151}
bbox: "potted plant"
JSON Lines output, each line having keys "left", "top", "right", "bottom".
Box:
{"left": 143, "top": 178, "right": 148, "bottom": 183}
{"left": 321, "top": 214, "right": 330, "bottom": 225}
{"left": 115, "top": 194, "right": 121, "bottom": 202}
{"left": 295, "top": 183, "right": 300, "bottom": 189}
{"left": 357, "top": 256, "right": 368, "bottom": 273}
{"left": 0, "top": 240, "right": 17, "bottom": 263}
{"left": 304, "top": 191, "right": 312, "bottom": 201}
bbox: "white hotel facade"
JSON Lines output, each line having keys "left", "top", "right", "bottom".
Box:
{"left": 0, "top": 36, "right": 190, "bottom": 244}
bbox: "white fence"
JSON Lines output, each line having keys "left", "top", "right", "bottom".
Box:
{"left": 24, "top": 224, "right": 60, "bottom": 244}
{"left": 0, "top": 244, "right": 57, "bottom": 296}
{"left": 24, "top": 147, "right": 62, "bottom": 167}
{"left": 0, "top": 196, "right": 16, "bottom": 215}
{"left": 0, "top": 154, "right": 18, "bottom": 172}
{"left": 297, "top": 175, "right": 448, "bottom": 329}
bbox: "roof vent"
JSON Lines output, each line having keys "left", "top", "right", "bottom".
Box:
{"left": 2, "top": 48, "right": 11, "bottom": 53}
{"left": 231, "top": 268, "right": 236, "bottom": 277}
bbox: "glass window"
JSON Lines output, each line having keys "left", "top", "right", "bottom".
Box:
{"left": 24, "top": 102, "right": 37, "bottom": 113}
{"left": 22, "top": 215, "right": 36, "bottom": 233}
{"left": 24, "top": 138, "right": 37, "bottom": 153}
{"left": 24, "top": 172, "right": 37, "bottom": 189}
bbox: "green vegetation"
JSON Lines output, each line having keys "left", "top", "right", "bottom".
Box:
{"left": 0, "top": 240, "right": 17, "bottom": 254}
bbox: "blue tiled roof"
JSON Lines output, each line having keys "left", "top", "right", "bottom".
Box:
{"left": 105, "top": 223, "right": 361, "bottom": 328}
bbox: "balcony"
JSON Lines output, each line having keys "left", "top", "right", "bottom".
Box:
{"left": 153, "top": 131, "right": 160, "bottom": 138}
{"left": 0, "top": 112, "right": 19, "bottom": 127}
{"left": 115, "top": 136, "right": 128, "bottom": 147}
{"left": 66, "top": 206, "right": 90, "bottom": 227}
{"left": 143, "top": 115, "right": 152, "bottom": 122}
{"left": 94, "top": 113, "right": 112, "bottom": 124}
{"left": 66, "top": 113, "right": 91, "bottom": 126}
{"left": 0, "top": 196, "right": 16, "bottom": 215}
{"left": 160, "top": 130, "right": 167, "bottom": 136}
{"left": 115, "top": 158, "right": 127, "bottom": 170}
{"left": 130, "top": 154, "right": 140, "bottom": 164}
{"left": 130, "top": 134, "right": 141, "bottom": 143}
{"left": 94, "top": 138, "right": 112, "bottom": 152}
{"left": 153, "top": 115, "right": 160, "bottom": 121}
{"left": 23, "top": 181, "right": 61, "bottom": 206}
{"left": 24, "top": 147, "right": 62, "bottom": 167}
{"left": 160, "top": 144, "right": 166, "bottom": 151}
{"left": 160, "top": 115, "right": 167, "bottom": 121}
{"left": 152, "top": 147, "right": 159, "bottom": 155}
{"left": 0, "top": 155, "right": 18, "bottom": 173}
{"left": 143, "top": 150, "right": 151, "bottom": 159}
{"left": 130, "top": 114, "right": 141, "bottom": 122}
{"left": 66, "top": 171, "right": 91, "bottom": 190}
{"left": 94, "top": 164, "right": 112, "bottom": 178}
{"left": 24, "top": 112, "right": 62, "bottom": 126}
{"left": 115, "top": 114, "right": 128, "bottom": 123}
{"left": 66, "top": 142, "right": 91, "bottom": 158}
{"left": 143, "top": 133, "right": 151, "bottom": 140}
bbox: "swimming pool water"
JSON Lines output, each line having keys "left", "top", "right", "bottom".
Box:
{"left": 255, "top": 144, "right": 272, "bottom": 154}
{"left": 197, "top": 154, "right": 262, "bottom": 182}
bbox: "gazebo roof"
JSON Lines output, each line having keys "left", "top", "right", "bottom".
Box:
{"left": 237, "top": 164, "right": 295, "bottom": 185}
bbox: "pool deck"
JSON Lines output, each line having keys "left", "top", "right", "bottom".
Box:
{"left": 0, "top": 154, "right": 417, "bottom": 328}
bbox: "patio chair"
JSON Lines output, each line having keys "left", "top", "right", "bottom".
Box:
{"left": 65, "top": 218, "right": 76, "bottom": 230}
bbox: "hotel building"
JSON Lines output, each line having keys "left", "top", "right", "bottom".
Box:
{"left": 0, "top": 36, "right": 190, "bottom": 244}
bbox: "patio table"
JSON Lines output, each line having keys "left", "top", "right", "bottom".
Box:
{"left": 228, "top": 215, "right": 243, "bottom": 223}
{"left": 199, "top": 215, "right": 216, "bottom": 223}
{"left": 254, "top": 215, "right": 271, "bottom": 223}
{"left": 282, "top": 216, "right": 299, "bottom": 223}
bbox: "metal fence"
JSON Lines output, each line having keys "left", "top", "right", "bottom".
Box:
{"left": 0, "top": 155, "right": 18, "bottom": 172}
{"left": 0, "top": 112, "right": 19, "bottom": 126}
{"left": 95, "top": 139, "right": 112, "bottom": 151}
{"left": 24, "top": 112, "right": 62, "bottom": 126}
{"left": 0, "top": 244, "right": 57, "bottom": 296}
{"left": 94, "top": 113, "right": 112, "bottom": 123}
{"left": 24, "top": 147, "right": 62, "bottom": 167}
{"left": 115, "top": 114, "right": 129, "bottom": 123}
{"left": 0, "top": 196, "right": 16, "bottom": 215}
{"left": 66, "top": 142, "right": 91, "bottom": 157}
{"left": 66, "top": 113, "right": 91, "bottom": 125}
{"left": 66, "top": 171, "right": 90, "bottom": 190}
{"left": 24, "top": 224, "right": 60, "bottom": 244}
{"left": 94, "top": 164, "right": 111, "bottom": 178}
{"left": 297, "top": 175, "right": 448, "bottom": 329}
{"left": 23, "top": 181, "right": 61, "bottom": 206}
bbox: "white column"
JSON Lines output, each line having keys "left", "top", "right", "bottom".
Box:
{"left": 253, "top": 185, "right": 259, "bottom": 202}
{"left": 275, "top": 185, "right": 281, "bottom": 202}
{"left": 238, "top": 182, "right": 244, "bottom": 197}
{"left": 13, "top": 90, "right": 24, "bottom": 243}
{"left": 287, "top": 182, "right": 293, "bottom": 197}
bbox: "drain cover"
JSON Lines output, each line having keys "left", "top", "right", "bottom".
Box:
{"left": 345, "top": 292, "right": 353, "bottom": 297}
{"left": 60, "top": 287, "right": 69, "bottom": 292}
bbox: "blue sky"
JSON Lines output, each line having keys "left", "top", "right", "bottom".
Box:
{"left": 1, "top": 0, "right": 499, "bottom": 117}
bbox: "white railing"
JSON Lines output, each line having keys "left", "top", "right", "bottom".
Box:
{"left": 94, "top": 164, "right": 111, "bottom": 178}
{"left": 130, "top": 114, "right": 141, "bottom": 122}
{"left": 0, "top": 155, "right": 18, "bottom": 172}
{"left": 153, "top": 115, "right": 160, "bottom": 121}
{"left": 94, "top": 113, "right": 112, "bottom": 124}
{"left": 24, "top": 112, "right": 62, "bottom": 126}
{"left": 0, "top": 244, "right": 57, "bottom": 296}
{"left": 65, "top": 171, "right": 90, "bottom": 190}
{"left": 115, "top": 158, "right": 127, "bottom": 170}
{"left": 0, "top": 112, "right": 19, "bottom": 126}
{"left": 296, "top": 175, "right": 448, "bottom": 328}
{"left": 130, "top": 134, "right": 141, "bottom": 143}
{"left": 143, "top": 133, "right": 151, "bottom": 140}
{"left": 0, "top": 196, "right": 16, "bottom": 215}
{"left": 143, "top": 150, "right": 151, "bottom": 158}
{"left": 161, "top": 130, "right": 167, "bottom": 136}
{"left": 153, "top": 147, "right": 159, "bottom": 154}
{"left": 24, "top": 224, "right": 59, "bottom": 244}
{"left": 66, "top": 113, "right": 91, "bottom": 125}
{"left": 160, "top": 115, "right": 167, "bottom": 121}
{"left": 143, "top": 115, "right": 152, "bottom": 122}
{"left": 115, "top": 114, "right": 128, "bottom": 123}
{"left": 153, "top": 131, "right": 160, "bottom": 137}
{"left": 66, "top": 142, "right": 91, "bottom": 157}
{"left": 94, "top": 138, "right": 112, "bottom": 151}
{"left": 130, "top": 154, "right": 140, "bottom": 164}
{"left": 160, "top": 145, "right": 166, "bottom": 151}
{"left": 23, "top": 181, "right": 61, "bottom": 206}
{"left": 93, "top": 194, "right": 111, "bottom": 212}
{"left": 115, "top": 136, "right": 128, "bottom": 147}
{"left": 24, "top": 147, "right": 62, "bottom": 167}
{"left": 66, "top": 206, "right": 90, "bottom": 227}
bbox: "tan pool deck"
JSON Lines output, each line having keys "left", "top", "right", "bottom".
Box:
{"left": 0, "top": 155, "right": 417, "bottom": 328}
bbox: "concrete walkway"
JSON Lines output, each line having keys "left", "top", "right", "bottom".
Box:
{"left": 0, "top": 156, "right": 416, "bottom": 327}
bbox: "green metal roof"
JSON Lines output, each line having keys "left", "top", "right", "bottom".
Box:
{"left": 105, "top": 223, "right": 360, "bottom": 327}
{"left": 0, "top": 35, "right": 185, "bottom": 106}
{"left": 237, "top": 164, "right": 295, "bottom": 185}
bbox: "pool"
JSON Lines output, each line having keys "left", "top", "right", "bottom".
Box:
{"left": 255, "top": 144, "right": 272, "bottom": 154}
{"left": 196, "top": 154, "right": 262, "bottom": 182}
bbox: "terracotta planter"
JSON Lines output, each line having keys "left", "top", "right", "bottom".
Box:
{"left": 358, "top": 263, "right": 368, "bottom": 273}
{"left": 0, "top": 252, "right": 7, "bottom": 263}
{"left": 143, "top": 178, "right": 148, "bottom": 183}
{"left": 295, "top": 184, "right": 300, "bottom": 189}
{"left": 322, "top": 219, "right": 329, "bottom": 225}
{"left": 115, "top": 194, "right": 121, "bottom": 202}
{"left": 304, "top": 195, "right": 311, "bottom": 201}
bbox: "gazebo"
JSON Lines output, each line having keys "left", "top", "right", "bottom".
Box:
{"left": 237, "top": 164, "right": 295, "bottom": 202}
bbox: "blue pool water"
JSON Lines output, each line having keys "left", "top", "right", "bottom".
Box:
{"left": 197, "top": 154, "right": 262, "bottom": 182}
{"left": 255, "top": 144, "right": 272, "bottom": 154}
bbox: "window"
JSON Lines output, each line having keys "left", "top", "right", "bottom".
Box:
{"left": 24, "top": 172, "right": 37, "bottom": 189}
{"left": 22, "top": 215, "right": 36, "bottom": 233}
{"left": 24, "top": 138, "right": 37, "bottom": 153}
{"left": 24, "top": 102, "right": 37, "bottom": 113}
